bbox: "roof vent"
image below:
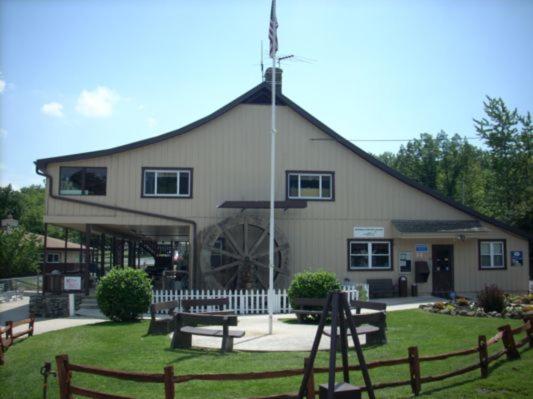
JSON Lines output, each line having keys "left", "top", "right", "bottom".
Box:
{"left": 264, "top": 67, "right": 282, "bottom": 93}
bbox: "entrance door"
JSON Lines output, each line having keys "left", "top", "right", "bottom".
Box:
{"left": 432, "top": 245, "right": 454, "bottom": 297}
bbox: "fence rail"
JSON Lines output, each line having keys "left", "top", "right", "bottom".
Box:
{"left": 54, "top": 316, "right": 532, "bottom": 399}
{"left": 152, "top": 285, "right": 368, "bottom": 315}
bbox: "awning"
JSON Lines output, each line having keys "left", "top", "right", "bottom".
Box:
{"left": 218, "top": 200, "right": 307, "bottom": 211}
{"left": 392, "top": 219, "right": 489, "bottom": 237}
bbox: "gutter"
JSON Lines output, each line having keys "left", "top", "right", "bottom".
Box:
{"left": 35, "top": 164, "right": 198, "bottom": 285}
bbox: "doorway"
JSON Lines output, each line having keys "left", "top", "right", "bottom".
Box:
{"left": 432, "top": 245, "right": 454, "bottom": 297}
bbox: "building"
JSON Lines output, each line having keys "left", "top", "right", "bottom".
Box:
{"left": 35, "top": 68, "right": 530, "bottom": 296}
{"left": 34, "top": 234, "right": 86, "bottom": 264}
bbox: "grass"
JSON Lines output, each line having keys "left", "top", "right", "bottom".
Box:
{"left": 0, "top": 310, "right": 531, "bottom": 399}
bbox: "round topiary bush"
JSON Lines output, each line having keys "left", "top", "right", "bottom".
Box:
{"left": 96, "top": 268, "right": 152, "bottom": 322}
{"left": 288, "top": 270, "right": 341, "bottom": 322}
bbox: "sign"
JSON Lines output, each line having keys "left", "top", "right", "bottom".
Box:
{"left": 415, "top": 244, "right": 428, "bottom": 253}
{"left": 399, "top": 251, "right": 412, "bottom": 272}
{"left": 353, "top": 226, "right": 384, "bottom": 238}
{"left": 64, "top": 276, "right": 82, "bottom": 291}
{"left": 511, "top": 251, "right": 523, "bottom": 266}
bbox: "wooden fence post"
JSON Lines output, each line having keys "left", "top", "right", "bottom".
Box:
{"left": 524, "top": 316, "right": 533, "bottom": 349}
{"left": 55, "top": 354, "right": 71, "bottom": 399}
{"left": 164, "top": 365, "right": 175, "bottom": 399}
{"left": 408, "top": 346, "right": 421, "bottom": 396}
{"left": 478, "top": 335, "right": 488, "bottom": 378}
{"left": 29, "top": 315, "right": 35, "bottom": 337}
{"left": 304, "top": 357, "right": 316, "bottom": 399}
{"left": 5, "top": 321, "right": 13, "bottom": 343}
{"left": 498, "top": 325, "right": 520, "bottom": 360}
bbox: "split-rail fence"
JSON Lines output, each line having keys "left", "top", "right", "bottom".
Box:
{"left": 54, "top": 317, "right": 532, "bottom": 399}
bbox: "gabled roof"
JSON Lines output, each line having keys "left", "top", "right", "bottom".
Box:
{"left": 35, "top": 82, "right": 531, "bottom": 240}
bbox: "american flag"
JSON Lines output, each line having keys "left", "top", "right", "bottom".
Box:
{"left": 269, "top": 0, "right": 278, "bottom": 58}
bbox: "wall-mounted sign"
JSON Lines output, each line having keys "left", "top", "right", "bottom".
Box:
{"left": 353, "top": 227, "right": 384, "bottom": 238}
{"left": 64, "top": 276, "right": 82, "bottom": 291}
{"left": 399, "top": 251, "right": 412, "bottom": 272}
{"left": 511, "top": 251, "right": 523, "bottom": 266}
{"left": 415, "top": 244, "right": 428, "bottom": 253}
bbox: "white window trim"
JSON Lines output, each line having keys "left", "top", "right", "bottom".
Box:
{"left": 480, "top": 240, "right": 505, "bottom": 269}
{"left": 143, "top": 169, "right": 191, "bottom": 197}
{"left": 287, "top": 173, "right": 333, "bottom": 200}
{"left": 349, "top": 240, "right": 392, "bottom": 270}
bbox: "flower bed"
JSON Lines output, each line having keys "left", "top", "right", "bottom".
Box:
{"left": 420, "top": 293, "right": 533, "bottom": 319}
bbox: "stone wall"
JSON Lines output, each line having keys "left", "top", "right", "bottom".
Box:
{"left": 29, "top": 293, "right": 82, "bottom": 318}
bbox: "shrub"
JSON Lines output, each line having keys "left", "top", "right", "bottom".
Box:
{"left": 288, "top": 270, "right": 341, "bottom": 303}
{"left": 456, "top": 297, "right": 470, "bottom": 307}
{"left": 97, "top": 268, "right": 152, "bottom": 322}
{"left": 477, "top": 285, "right": 505, "bottom": 313}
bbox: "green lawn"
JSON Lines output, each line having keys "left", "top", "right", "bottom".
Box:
{"left": 0, "top": 310, "right": 531, "bottom": 399}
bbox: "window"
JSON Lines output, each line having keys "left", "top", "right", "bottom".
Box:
{"left": 479, "top": 240, "right": 506, "bottom": 269}
{"left": 142, "top": 168, "right": 192, "bottom": 197}
{"left": 287, "top": 171, "right": 334, "bottom": 200}
{"left": 47, "top": 253, "right": 61, "bottom": 263}
{"left": 348, "top": 240, "right": 392, "bottom": 270}
{"left": 59, "top": 167, "right": 107, "bottom": 195}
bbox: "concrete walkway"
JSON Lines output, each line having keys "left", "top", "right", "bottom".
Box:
{"left": 1, "top": 295, "right": 438, "bottom": 350}
{"left": 188, "top": 296, "right": 438, "bottom": 351}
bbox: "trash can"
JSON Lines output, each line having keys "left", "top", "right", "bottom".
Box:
{"left": 399, "top": 276, "right": 408, "bottom": 297}
{"left": 411, "top": 284, "right": 418, "bottom": 297}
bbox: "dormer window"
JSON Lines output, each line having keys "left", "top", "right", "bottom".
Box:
{"left": 142, "top": 168, "right": 192, "bottom": 198}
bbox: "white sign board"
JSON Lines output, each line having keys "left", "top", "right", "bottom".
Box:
{"left": 353, "top": 227, "right": 385, "bottom": 238}
{"left": 64, "top": 276, "right": 82, "bottom": 291}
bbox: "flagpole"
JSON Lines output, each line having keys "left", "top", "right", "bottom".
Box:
{"left": 268, "top": 55, "right": 276, "bottom": 335}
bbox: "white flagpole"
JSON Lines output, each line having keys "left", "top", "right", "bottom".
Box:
{"left": 268, "top": 55, "right": 276, "bottom": 335}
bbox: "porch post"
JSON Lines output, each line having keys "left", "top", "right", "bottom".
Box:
{"left": 42, "top": 223, "right": 48, "bottom": 294}
{"left": 84, "top": 224, "right": 91, "bottom": 295}
{"left": 100, "top": 234, "right": 105, "bottom": 276}
{"left": 64, "top": 228, "right": 69, "bottom": 264}
{"left": 189, "top": 227, "right": 195, "bottom": 289}
{"left": 111, "top": 237, "right": 116, "bottom": 267}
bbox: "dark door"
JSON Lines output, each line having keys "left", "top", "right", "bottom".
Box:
{"left": 432, "top": 245, "right": 454, "bottom": 297}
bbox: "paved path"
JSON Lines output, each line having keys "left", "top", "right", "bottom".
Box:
{"left": 1, "top": 295, "right": 438, "bottom": 351}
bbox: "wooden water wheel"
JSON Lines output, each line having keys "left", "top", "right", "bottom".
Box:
{"left": 198, "top": 214, "right": 289, "bottom": 289}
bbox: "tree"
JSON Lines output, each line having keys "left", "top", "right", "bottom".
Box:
{"left": 0, "top": 185, "right": 22, "bottom": 220}
{"left": 473, "top": 96, "right": 532, "bottom": 231}
{"left": 0, "top": 227, "right": 41, "bottom": 278}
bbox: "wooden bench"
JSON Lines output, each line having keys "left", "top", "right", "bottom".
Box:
{"left": 367, "top": 278, "right": 395, "bottom": 299}
{"left": 181, "top": 297, "right": 233, "bottom": 315}
{"left": 351, "top": 299, "right": 387, "bottom": 345}
{"left": 291, "top": 298, "right": 328, "bottom": 322}
{"left": 171, "top": 312, "right": 245, "bottom": 352}
{"left": 147, "top": 300, "right": 179, "bottom": 335}
{"left": 324, "top": 325, "right": 381, "bottom": 349}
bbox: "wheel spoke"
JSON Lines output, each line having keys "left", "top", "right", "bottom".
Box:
{"left": 224, "top": 273, "right": 238, "bottom": 289}
{"left": 243, "top": 219, "right": 249, "bottom": 255}
{"left": 252, "top": 245, "right": 283, "bottom": 260}
{"left": 223, "top": 229, "right": 244, "bottom": 257}
{"left": 248, "top": 229, "right": 268, "bottom": 256}
{"left": 206, "top": 246, "right": 242, "bottom": 260}
{"left": 204, "top": 260, "right": 242, "bottom": 274}
{"left": 249, "top": 259, "right": 288, "bottom": 276}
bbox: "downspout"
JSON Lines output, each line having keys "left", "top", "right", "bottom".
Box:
{"left": 35, "top": 165, "right": 198, "bottom": 287}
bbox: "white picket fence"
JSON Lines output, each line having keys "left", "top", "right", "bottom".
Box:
{"left": 152, "top": 284, "right": 369, "bottom": 315}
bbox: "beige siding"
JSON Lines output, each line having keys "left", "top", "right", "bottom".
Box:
{"left": 43, "top": 103, "right": 530, "bottom": 292}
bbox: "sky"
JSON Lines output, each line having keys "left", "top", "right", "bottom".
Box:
{"left": 1, "top": 0, "right": 532, "bottom": 189}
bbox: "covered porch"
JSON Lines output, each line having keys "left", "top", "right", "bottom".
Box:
{"left": 40, "top": 221, "right": 193, "bottom": 296}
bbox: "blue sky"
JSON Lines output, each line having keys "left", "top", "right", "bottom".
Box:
{"left": 1, "top": 0, "right": 532, "bottom": 188}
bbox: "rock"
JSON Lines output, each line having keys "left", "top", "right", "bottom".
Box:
{"left": 466, "top": 311, "right": 476, "bottom": 317}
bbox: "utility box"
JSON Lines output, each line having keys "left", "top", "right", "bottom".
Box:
{"left": 398, "top": 276, "right": 408, "bottom": 297}
{"left": 411, "top": 284, "right": 418, "bottom": 297}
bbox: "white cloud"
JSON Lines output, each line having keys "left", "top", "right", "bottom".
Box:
{"left": 147, "top": 116, "right": 157, "bottom": 129}
{"left": 41, "top": 102, "right": 64, "bottom": 117}
{"left": 0, "top": 79, "right": 5, "bottom": 93}
{"left": 75, "top": 86, "right": 119, "bottom": 118}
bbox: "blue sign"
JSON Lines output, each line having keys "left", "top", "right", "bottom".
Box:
{"left": 511, "top": 251, "right": 523, "bottom": 266}
{"left": 415, "top": 244, "right": 428, "bottom": 253}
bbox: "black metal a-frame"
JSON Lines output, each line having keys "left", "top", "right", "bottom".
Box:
{"left": 298, "top": 291, "right": 375, "bottom": 399}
